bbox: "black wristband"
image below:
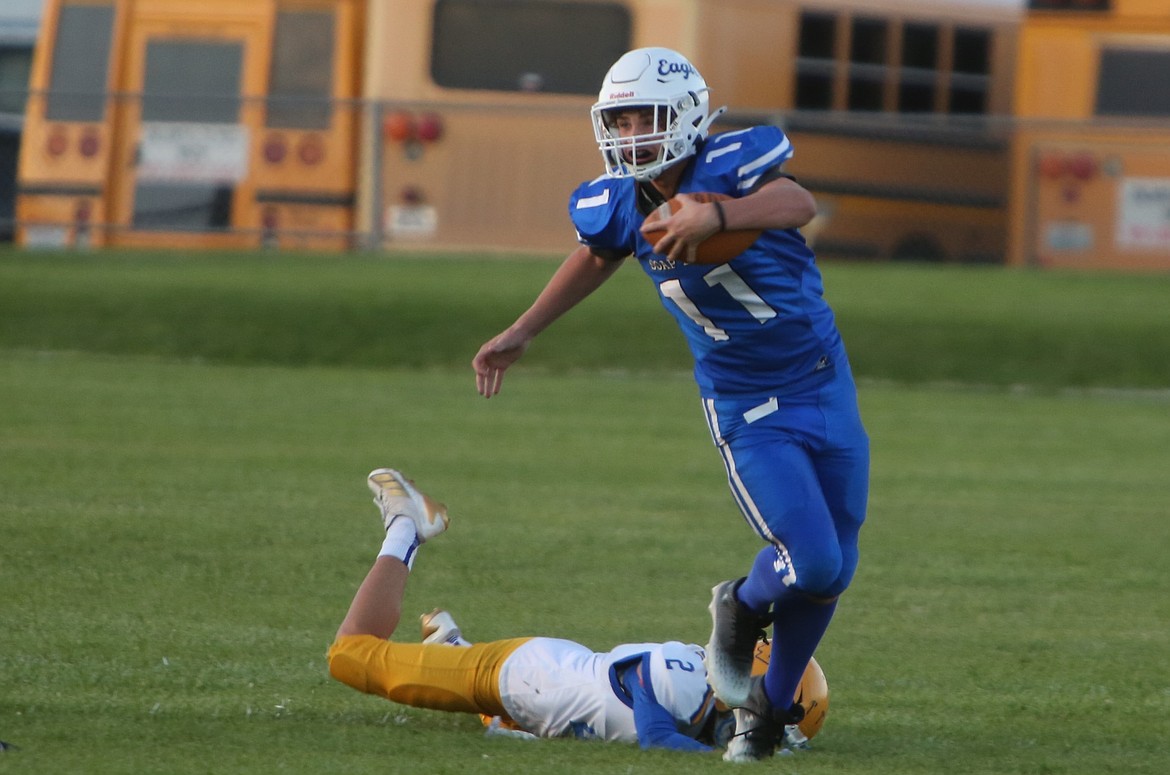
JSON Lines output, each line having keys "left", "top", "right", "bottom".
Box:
{"left": 713, "top": 200, "right": 728, "bottom": 232}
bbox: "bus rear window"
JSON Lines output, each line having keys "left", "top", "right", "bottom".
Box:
{"left": 0, "top": 45, "right": 34, "bottom": 115}
{"left": 267, "top": 9, "right": 335, "bottom": 129}
{"left": 45, "top": 3, "right": 115, "bottom": 122}
{"left": 141, "top": 40, "right": 242, "bottom": 123}
{"left": 1096, "top": 47, "right": 1170, "bottom": 117}
{"left": 430, "top": 0, "right": 630, "bottom": 94}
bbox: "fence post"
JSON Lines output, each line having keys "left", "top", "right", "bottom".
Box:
{"left": 365, "top": 98, "right": 385, "bottom": 252}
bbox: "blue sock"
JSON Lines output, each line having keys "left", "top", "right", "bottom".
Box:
{"left": 736, "top": 545, "right": 792, "bottom": 615}
{"left": 764, "top": 594, "right": 837, "bottom": 714}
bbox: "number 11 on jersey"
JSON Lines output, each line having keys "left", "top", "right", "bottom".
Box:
{"left": 659, "top": 265, "right": 778, "bottom": 342}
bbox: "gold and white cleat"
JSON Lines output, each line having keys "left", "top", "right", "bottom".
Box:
{"left": 366, "top": 468, "right": 449, "bottom": 542}
{"left": 420, "top": 608, "right": 467, "bottom": 645}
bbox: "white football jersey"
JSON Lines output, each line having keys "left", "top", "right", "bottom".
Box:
{"left": 497, "top": 637, "right": 714, "bottom": 742}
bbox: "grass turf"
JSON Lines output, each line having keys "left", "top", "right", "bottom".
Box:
{"left": 3, "top": 248, "right": 1170, "bottom": 389}
{"left": 1, "top": 249, "right": 1168, "bottom": 773}
{"left": 2, "top": 352, "right": 1167, "bottom": 774}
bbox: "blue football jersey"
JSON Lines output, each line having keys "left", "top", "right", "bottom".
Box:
{"left": 569, "top": 126, "right": 847, "bottom": 400}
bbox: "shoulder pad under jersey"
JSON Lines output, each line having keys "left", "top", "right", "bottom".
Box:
{"left": 569, "top": 175, "right": 638, "bottom": 255}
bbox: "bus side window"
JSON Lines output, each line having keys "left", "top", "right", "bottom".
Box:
{"left": 950, "top": 27, "right": 991, "bottom": 114}
{"left": 1095, "top": 48, "right": 1170, "bottom": 117}
{"left": 45, "top": 3, "right": 115, "bottom": 122}
{"left": 796, "top": 12, "right": 836, "bottom": 110}
{"left": 898, "top": 23, "right": 938, "bottom": 113}
{"left": 429, "top": 0, "right": 629, "bottom": 95}
{"left": 848, "top": 16, "right": 887, "bottom": 111}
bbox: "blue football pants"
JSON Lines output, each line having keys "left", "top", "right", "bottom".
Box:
{"left": 702, "top": 364, "right": 869, "bottom": 599}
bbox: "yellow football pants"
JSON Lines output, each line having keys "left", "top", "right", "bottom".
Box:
{"left": 328, "top": 634, "right": 531, "bottom": 720}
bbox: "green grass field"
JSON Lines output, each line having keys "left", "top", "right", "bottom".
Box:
{"left": 2, "top": 250, "right": 1168, "bottom": 774}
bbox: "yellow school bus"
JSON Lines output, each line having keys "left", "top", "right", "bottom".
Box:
{"left": 1009, "top": 0, "right": 1170, "bottom": 270}
{"left": 16, "top": 0, "right": 1028, "bottom": 259}
{"left": 17, "top": 0, "right": 365, "bottom": 250}
{"left": 367, "top": 0, "right": 1024, "bottom": 261}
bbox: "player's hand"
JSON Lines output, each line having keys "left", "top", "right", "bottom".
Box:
{"left": 639, "top": 193, "right": 721, "bottom": 263}
{"left": 472, "top": 330, "right": 530, "bottom": 397}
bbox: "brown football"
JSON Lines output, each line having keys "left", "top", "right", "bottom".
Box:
{"left": 641, "top": 191, "right": 763, "bottom": 265}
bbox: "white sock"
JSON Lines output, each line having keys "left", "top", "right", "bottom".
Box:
{"left": 378, "top": 517, "right": 421, "bottom": 569}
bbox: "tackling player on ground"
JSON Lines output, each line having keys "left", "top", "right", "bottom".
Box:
{"left": 330, "top": 468, "right": 715, "bottom": 751}
{"left": 472, "top": 47, "right": 869, "bottom": 761}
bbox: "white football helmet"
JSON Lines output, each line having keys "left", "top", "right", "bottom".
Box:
{"left": 591, "top": 47, "right": 726, "bottom": 180}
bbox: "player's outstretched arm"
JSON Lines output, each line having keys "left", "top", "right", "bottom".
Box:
{"left": 472, "top": 328, "right": 531, "bottom": 398}
{"left": 472, "top": 245, "right": 623, "bottom": 397}
{"left": 622, "top": 663, "right": 713, "bottom": 753}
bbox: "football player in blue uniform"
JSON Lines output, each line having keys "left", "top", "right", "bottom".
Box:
{"left": 471, "top": 48, "right": 869, "bottom": 761}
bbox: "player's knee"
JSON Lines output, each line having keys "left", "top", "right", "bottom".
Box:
{"left": 793, "top": 548, "right": 845, "bottom": 597}
{"left": 326, "top": 640, "right": 349, "bottom": 684}
{"left": 811, "top": 548, "right": 859, "bottom": 598}
{"left": 816, "top": 575, "right": 850, "bottom": 599}
{"left": 327, "top": 635, "right": 372, "bottom": 692}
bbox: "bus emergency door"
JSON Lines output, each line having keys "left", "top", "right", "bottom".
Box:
{"left": 109, "top": 14, "right": 267, "bottom": 246}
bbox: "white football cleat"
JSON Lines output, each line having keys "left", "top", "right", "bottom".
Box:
{"left": 420, "top": 608, "right": 470, "bottom": 646}
{"left": 367, "top": 468, "right": 449, "bottom": 542}
{"left": 724, "top": 714, "right": 779, "bottom": 762}
{"left": 705, "top": 578, "right": 769, "bottom": 708}
{"left": 723, "top": 675, "right": 799, "bottom": 762}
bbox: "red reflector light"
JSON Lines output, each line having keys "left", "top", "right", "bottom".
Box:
{"left": 416, "top": 112, "right": 444, "bottom": 142}
{"left": 78, "top": 129, "right": 101, "bottom": 158}
{"left": 263, "top": 134, "right": 287, "bottom": 164}
{"left": 298, "top": 135, "right": 325, "bottom": 165}
{"left": 46, "top": 129, "right": 67, "bottom": 157}
{"left": 401, "top": 185, "right": 424, "bottom": 205}
{"left": 383, "top": 111, "right": 415, "bottom": 142}
{"left": 1067, "top": 153, "right": 1097, "bottom": 181}
{"left": 1037, "top": 153, "right": 1065, "bottom": 179}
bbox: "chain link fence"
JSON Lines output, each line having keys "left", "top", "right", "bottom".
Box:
{"left": 5, "top": 88, "right": 1170, "bottom": 268}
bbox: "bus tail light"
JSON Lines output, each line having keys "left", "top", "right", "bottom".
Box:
{"left": 1038, "top": 152, "right": 1065, "bottom": 179}
{"left": 78, "top": 129, "right": 101, "bottom": 158}
{"left": 416, "top": 112, "right": 443, "bottom": 142}
{"left": 382, "top": 111, "right": 444, "bottom": 144}
{"left": 46, "top": 128, "right": 68, "bottom": 157}
{"left": 383, "top": 110, "right": 416, "bottom": 142}
{"left": 297, "top": 134, "right": 325, "bottom": 165}
{"left": 263, "top": 134, "right": 287, "bottom": 164}
{"left": 1038, "top": 151, "right": 1098, "bottom": 181}
{"left": 1067, "top": 153, "right": 1097, "bottom": 181}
